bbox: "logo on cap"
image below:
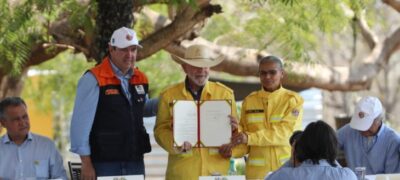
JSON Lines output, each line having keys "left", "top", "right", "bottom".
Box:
{"left": 358, "top": 111, "right": 365, "bottom": 119}
{"left": 126, "top": 34, "right": 133, "bottom": 41}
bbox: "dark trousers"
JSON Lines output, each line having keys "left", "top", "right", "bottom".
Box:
{"left": 93, "top": 160, "right": 145, "bottom": 176}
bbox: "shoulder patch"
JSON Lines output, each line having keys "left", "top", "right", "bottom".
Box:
{"left": 291, "top": 109, "right": 300, "bottom": 117}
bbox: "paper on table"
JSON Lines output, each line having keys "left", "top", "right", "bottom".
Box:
{"left": 97, "top": 175, "right": 144, "bottom": 180}
{"left": 200, "top": 100, "right": 231, "bottom": 146}
{"left": 199, "top": 175, "right": 245, "bottom": 180}
{"left": 173, "top": 100, "right": 198, "bottom": 146}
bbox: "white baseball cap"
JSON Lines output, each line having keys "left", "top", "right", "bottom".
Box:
{"left": 109, "top": 27, "right": 142, "bottom": 48}
{"left": 350, "top": 96, "right": 383, "bottom": 131}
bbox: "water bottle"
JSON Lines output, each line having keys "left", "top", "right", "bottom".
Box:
{"left": 227, "top": 159, "right": 237, "bottom": 175}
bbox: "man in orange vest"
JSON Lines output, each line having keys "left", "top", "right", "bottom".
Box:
{"left": 70, "top": 27, "right": 154, "bottom": 179}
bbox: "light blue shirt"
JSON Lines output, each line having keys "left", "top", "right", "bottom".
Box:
{"left": 337, "top": 124, "right": 400, "bottom": 174}
{"left": 265, "top": 159, "right": 357, "bottom": 180}
{"left": 0, "top": 133, "right": 67, "bottom": 180}
{"left": 70, "top": 60, "right": 158, "bottom": 156}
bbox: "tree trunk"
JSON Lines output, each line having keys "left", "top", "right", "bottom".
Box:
{"left": 92, "top": 0, "right": 134, "bottom": 62}
{"left": 0, "top": 69, "right": 27, "bottom": 99}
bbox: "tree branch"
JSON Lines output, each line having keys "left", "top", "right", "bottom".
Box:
{"left": 355, "top": 12, "right": 378, "bottom": 50}
{"left": 143, "top": 8, "right": 400, "bottom": 91}
{"left": 382, "top": 0, "right": 400, "bottom": 13}
{"left": 137, "top": 3, "right": 222, "bottom": 60}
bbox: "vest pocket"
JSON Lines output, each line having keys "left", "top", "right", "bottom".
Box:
{"left": 94, "top": 132, "right": 125, "bottom": 160}
{"left": 140, "top": 131, "right": 152, "bottom": 153}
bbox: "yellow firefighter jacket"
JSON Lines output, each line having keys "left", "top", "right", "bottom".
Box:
{"left": 241, "top": 86, "right": 303, "bottom": 180}
{"left": 154, "top": 81, "right": 246, "bottom": 180}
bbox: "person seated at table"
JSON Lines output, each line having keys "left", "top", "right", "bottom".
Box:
{"left": 265, "top": 121, "right": 357, "bottom": 180}
{"left": 337, "top": 96, "right": 400, "bottom": 174}
{"left": 0, "top": 97, "right": 67, "bottom": 179}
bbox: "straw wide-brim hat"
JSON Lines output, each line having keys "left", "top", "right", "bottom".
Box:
{"left": 172, "top": 44, "right": 224, "bottom": 68}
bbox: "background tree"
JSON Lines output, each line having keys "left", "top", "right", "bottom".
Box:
{"left": 2, "top": 0, "right": 400, "bottom": 137}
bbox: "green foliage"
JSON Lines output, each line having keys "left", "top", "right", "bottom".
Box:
{"left": 137, "top": 51, "right": 184, "bottom": 98}
{"left": 0, "top": 0, "right": 35, "bottom": 75}
{"left": 0, "top": 0, "right": 96, "bottom": 75}
{"left": 202, "top": 0, "right": 353, "bottom": 63}
{"left": 60, "top": 0, "right": 96, "bottom": 32}
{"left": 23, "top": 51, "right": 95, "bottom": 113}
{"left": 201, "top": 15, "right": 235, "bottom": 42}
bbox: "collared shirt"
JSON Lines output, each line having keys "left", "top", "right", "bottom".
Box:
{"left": 184, "top": 78, "right": 204, "bottom": 101}
{"left": 110, "top": 60, "right": 134, "bottom": 104}
{"left": 337, "top": 124, "right": 400, "bottom": 174}
{"left": 70, "top": 59, "right": 158, "bottom": 156}
{"left": 0, "top": 133, "right": 67, "bottom": 180}
{"left": 265, "top": 159, "right": 357, "bottom": 180}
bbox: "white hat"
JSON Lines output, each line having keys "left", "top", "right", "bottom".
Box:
{"left": 109, "top": 27, "right": 142, "bottom": 48}
{"left": 350, "top": 96, "right": 383, "bottom": 131}
{"left": 172, "top": 44, "right": 224, "bottom": 68}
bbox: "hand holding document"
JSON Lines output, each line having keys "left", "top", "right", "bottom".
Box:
{"left": 173, "top": 100, "right": 232, "bottom": 147}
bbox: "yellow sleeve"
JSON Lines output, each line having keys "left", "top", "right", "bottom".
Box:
{"left": 245, "top": 97, "right": 303, "bottom": 147}
{"left": 154, "top": 93, "right": 178, "bottom": 154}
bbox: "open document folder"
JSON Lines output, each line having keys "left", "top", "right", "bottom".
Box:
{"left": 173, "top": 100, "right": 232, "bottom": 147}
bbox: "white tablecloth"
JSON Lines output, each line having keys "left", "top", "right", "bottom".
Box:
{"left": 365, "top": 174, "right": 400, "bottom": 180}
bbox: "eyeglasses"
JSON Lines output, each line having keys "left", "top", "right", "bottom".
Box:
{"left": 259, "top": 69, "right": 281, "bottom": 76}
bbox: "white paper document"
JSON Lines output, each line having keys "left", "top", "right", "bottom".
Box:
{"left": 199, "top": 175, "right": 246, "bottom": 180}
{"left": 173, "top": 100, "right": 198, "bottom": 146}
{"left": 173, "top": 100, "right": 232, "bottom": 147}
{"left": 97, "top": 175, "right": 144, "bottom": 180}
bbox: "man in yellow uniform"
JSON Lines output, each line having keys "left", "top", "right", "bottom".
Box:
{"left": 154, "top": 44, "right": 246, "bottom": 180}
{"left": 232, "top": 55, "right": 304, "bottom": 179}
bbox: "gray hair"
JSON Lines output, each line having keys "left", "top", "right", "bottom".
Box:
{"left": 0, "top": 97, "right": 26, "bottom": 120}
{"left": 374, "top": 113, "right": 385, "bottom": 122}
{"left": 259, "top": 55, "right": 284, "bottom": 69}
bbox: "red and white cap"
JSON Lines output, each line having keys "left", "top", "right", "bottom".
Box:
{"left": 109, "top": 27, "right": 142, "bottom": 48}
{"left": 350, "top": 96, "right": 383, "bottom": 131}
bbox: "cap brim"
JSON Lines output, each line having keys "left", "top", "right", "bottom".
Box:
{"left": 171, "top": 55, "right": 224, "bottom": 68}
{"left": 110, "top": 42, "right": 143, "bottom": 49}
{"left": 349, "top": 116, "right": 374, "bottom": 131}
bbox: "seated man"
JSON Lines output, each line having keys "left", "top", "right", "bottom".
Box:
{"left": 0, "top": 97, "right": 67, "bottom": 179}
{"left": 337, "top": 96, "right": 400, "bottom": 174}
{"left": 266, "top": 121, "right": 357, "bottom": 180}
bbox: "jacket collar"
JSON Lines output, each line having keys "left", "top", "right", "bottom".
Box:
{"left": 181, "top": 80, "right": 211, "bottom": 100}
{"left": 99, "top": 56, "right": 135, "bottom": 78}
{"left": 258, "top": 85, "right": 284, "bottom": 98}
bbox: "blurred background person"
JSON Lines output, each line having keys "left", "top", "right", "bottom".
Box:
{"left": 266, "top": 121, "right": 356, "bottom": 180}
{"left": 337, "top": 96, "right": 400, "bottom": 174}
{"left": 0, "top": 97, "right": 67, "bottom": 179}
